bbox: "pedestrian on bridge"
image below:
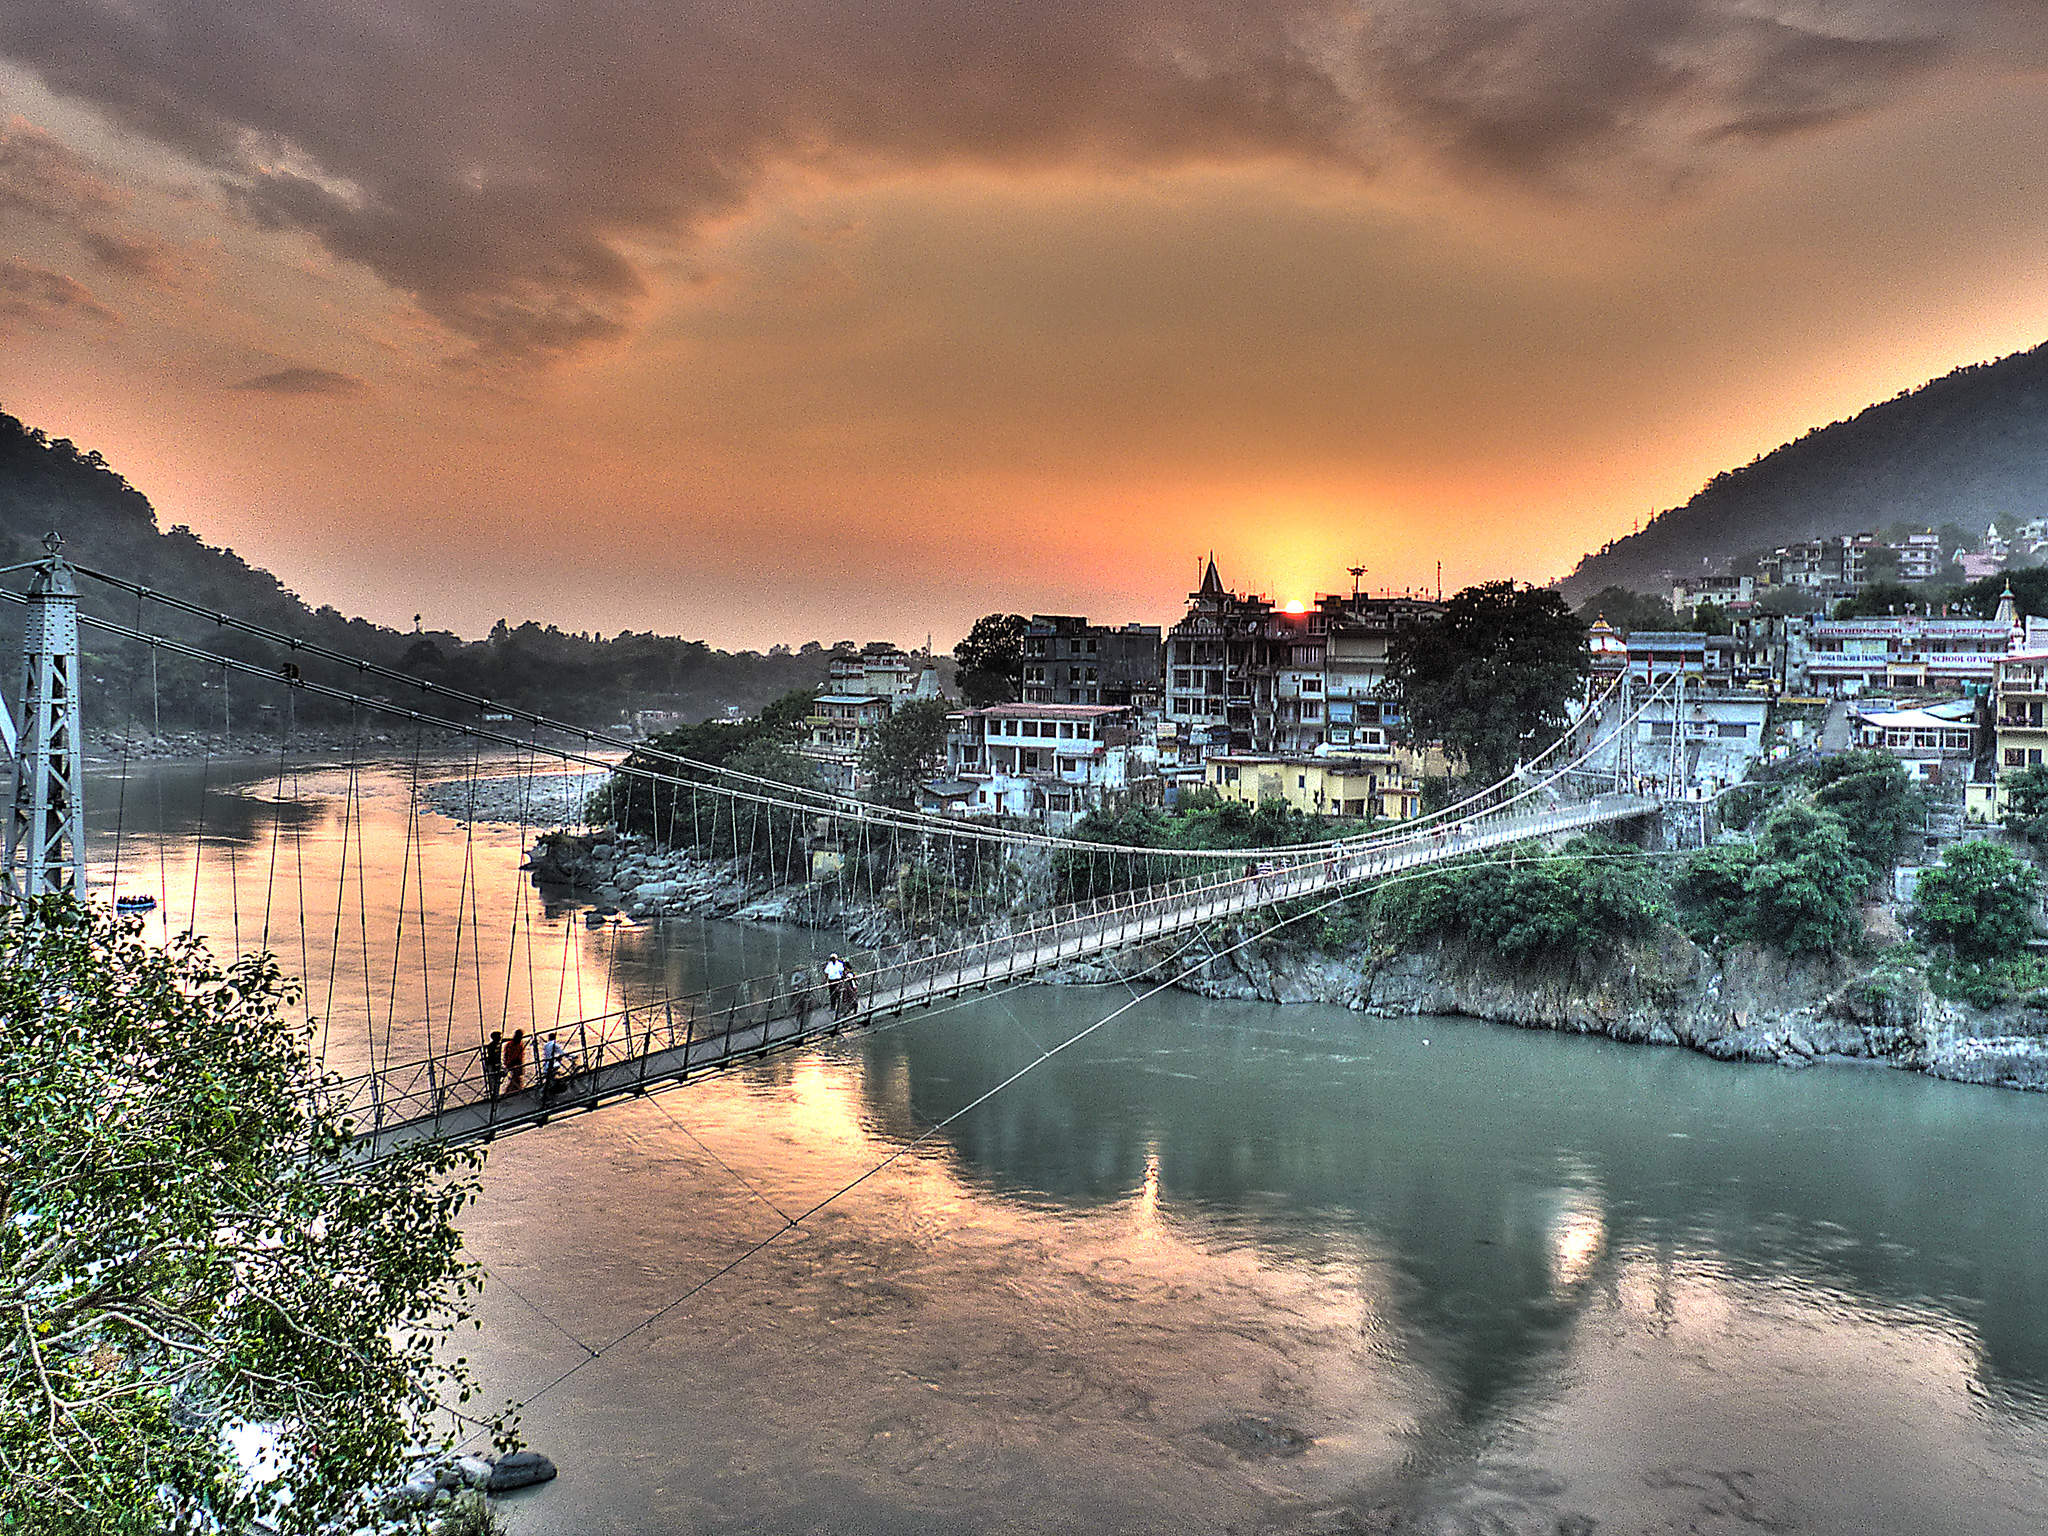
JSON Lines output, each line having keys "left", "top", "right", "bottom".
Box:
{"left": 483, "top": 1030, "right": 504, "bottom": 1100}
{"left": 539, "top": 1032, "right": 568, "bottom": 1102}
{"left": 505, "top": 1028, "right": 527, "bottom": 1095}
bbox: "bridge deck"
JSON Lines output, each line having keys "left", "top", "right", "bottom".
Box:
{"left": 352, "top": 794, "right": 1655, "bottom": 1155}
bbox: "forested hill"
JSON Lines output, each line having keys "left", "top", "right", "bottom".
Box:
{"left": 0, "top": 410, "right": 832, "bottom": 734}
{"left": 1559, "top": 342, "right": 2048, "bottom": 599}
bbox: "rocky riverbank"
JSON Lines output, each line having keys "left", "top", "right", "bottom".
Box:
{"left": 520, "top": 829, "right": 901, "bottom": 940}
{"left": 421, "top": 769, "right": 607, "bottom": 827}
{"left": 521, "top": 828, "right": 2048, "bottom": 1094}
{"left": 1055, "top": 920, "right": 2048, "bottom": 1092}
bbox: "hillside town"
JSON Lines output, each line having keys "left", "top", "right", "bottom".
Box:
{"left": 761, "top": 530, "right": 2048, "bottom": 858}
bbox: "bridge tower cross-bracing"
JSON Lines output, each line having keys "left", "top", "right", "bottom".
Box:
{"left": 2, "top": 534, "right": 86, "bottom": 903}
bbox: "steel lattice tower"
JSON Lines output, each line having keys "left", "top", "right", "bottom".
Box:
{"left": 3, "top": 534, "right": 85, "bottom": 902}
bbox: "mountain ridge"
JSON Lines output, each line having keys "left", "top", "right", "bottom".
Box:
{"left": 1559, "top": 342, "right": 2048, "bottom": 598}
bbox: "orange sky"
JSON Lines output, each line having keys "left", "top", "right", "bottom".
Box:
{"left": 5, "top": 2, "right": 2048, "bottom": 650}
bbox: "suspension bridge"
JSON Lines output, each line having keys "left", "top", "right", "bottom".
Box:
{"left": 3, "top": 536, "right": 1669, "bottom": 1155}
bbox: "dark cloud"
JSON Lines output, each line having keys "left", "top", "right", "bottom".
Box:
{"left": 78, "top": 226, "right": 181, "bottom": 284}
{"left": 232, "top": 366, "right": 368, "bottom": 395}
{"left": 0, "top": 1, "right": 1980, "bottom": 363}
{"left": 0, "top": 114, "right": 187, "bottom": 285}
{"left": 0, "top": 114, "right": 122, "bottom": 218}
{"left": 0, "top": 255, "right": 119, "bottom": 328}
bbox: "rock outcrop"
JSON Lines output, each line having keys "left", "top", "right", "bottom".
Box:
{"left": 1057, "top": 924, "right": 2048, "bottom": 1091}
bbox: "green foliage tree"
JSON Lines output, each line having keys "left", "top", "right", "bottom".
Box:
{"left": 1388, "top": 581, "right": 1589, "bottom": 786}
{"left": 1756, "top": 586, "right": 1825, "bottom": 616}
{"left": 1671, "top": 842, "right": 1759, "bottom": 943}
{"left": 1573, "top": 585, "right": 1677, "bottom": 634}
{"left": 1394, "top": 837, "right": 1662, "bottom": 961}
{"left": 861, "top": 698, "right": 954, "bottom": 808}
{"left": 1740, "top": 801, "right": 1863, "bottom": 954}
{"left": 1831, "top": 581, "right": 1921, "bottom": 619}
{"left": 1999, "top": 762, "right": 2048, "bottom": 841}
{"left": 0, "top": 899, "right": 499, "bottom": 1534}
{"left": 1861, "top": 546, "right": 1903, "bottom": 585}
{"left": 952, "top": 614, "right": 1027, "bottom": 706}
{"left": 1911, "top": 840, "right": 2039, "bottom": 961}
{"left": 1687, "top": 600, "right": 1733, "bottom": 635}
{"left": 1958, "top": 568, "right": 2048, "bottom": 620}
{"left": 1808, "top": 750, "right": 1920, "bottom": 878}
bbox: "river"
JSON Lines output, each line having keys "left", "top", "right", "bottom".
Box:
{"left": 87, "top": 757, "right": 2048, "bottom": 1533}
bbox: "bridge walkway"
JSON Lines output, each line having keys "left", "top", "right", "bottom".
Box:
{"left": 353, "top": 793, "right": 1655, "bottom": 1155}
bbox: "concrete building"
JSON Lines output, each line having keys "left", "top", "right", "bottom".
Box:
{"left": 1992, "top": 649, "right": 2048, "bottom": 818}
{"left": 1166, "top": 558, "right": 1440, "bottom": 772}
{"left": 1203, "top": 750, "right": 1425, "bottom": 821}
{"left": 802, "top": 693, "right": 891, "bottom": 793}
{"left": 1623, "top": 632, "right": 1708, "bottom": 683}
{"left": 1793, "top": 599, "right": 2038, "bottom": 697}
{"left": 1671, "top": 574, "right": 1756, "bottom": 612}
{"left": 1021, "top": 615, "right": 1163, "bottom": 708}
{"left": 1852, "top": 699, "right": 1979, "bottom": 784}
{"left": 945, "top": 702, "right": 1153, "bottom": 830}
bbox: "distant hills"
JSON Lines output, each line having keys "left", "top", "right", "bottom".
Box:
{"left": 1559, "top": 342, "right": 2048, "bottom": 600}
{"left": 0, "top": 410, "right": 833, "bottom": 736}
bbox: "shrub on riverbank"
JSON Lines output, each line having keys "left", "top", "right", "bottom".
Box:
{"left": 1053, "top": 792, "right": 1375, "bottom": 903}
{"left": 1375, "top": 836, "right": 1663, "bottom": 961}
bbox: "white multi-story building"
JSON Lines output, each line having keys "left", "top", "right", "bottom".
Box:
{"left": 943, "top": 703, "right": 1154, "bottom": 829}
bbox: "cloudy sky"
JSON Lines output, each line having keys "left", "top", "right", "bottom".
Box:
{"left": 4, "top": 0, "right": 2047, "bottom": 649}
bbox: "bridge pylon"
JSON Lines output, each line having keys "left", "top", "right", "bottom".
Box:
{"left": 2, "top": 533, "right": 85, "bottom": 904}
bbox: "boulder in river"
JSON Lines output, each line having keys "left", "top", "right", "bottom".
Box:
{"left": 486, "top": 1450, "right": 559, "bottom": 1491}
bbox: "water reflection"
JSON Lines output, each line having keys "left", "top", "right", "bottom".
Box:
{"left": 853, "top": 988, "right": 2048, "bottom": 1425}
{"left": 84, "top": 757, "right": 833, "bottom": 1076}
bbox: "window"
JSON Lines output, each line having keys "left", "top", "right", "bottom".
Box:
{"left": 1716, "top": 722, "right": 1748, "bottom": 739}
{"left": 2034, "top": 750, "right": 2044, "bottom": 766}
{"left": 1301, "top": 677, "right": 1321, "bottom": 693}
{"left": 1303, "top": 703, "right": 1321, "bottom": 720}
{"left": 1059, "top": 722, "right": 1074, "bottom": 738}
{"left": 1297, "top": 774, "right": 1307, "bottom": 789}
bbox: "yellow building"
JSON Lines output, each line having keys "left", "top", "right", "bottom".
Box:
{"left": 1992, "top": 648, "right": 2048, "bottom": 816}
{"left": 1205, "top": 751, "right": 1425, "bottom": 820}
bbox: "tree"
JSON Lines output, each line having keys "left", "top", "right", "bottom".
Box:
{"left": 952, "top": 614, "right": 1027, "bottom": 706}
{"left": 2000, "top": 762, "right": 2048, "bottom": 841}
{"left": 1, "top": 899, "right": 500, "bottom": 1534}
{"left": 1756, "top": 586, "right": 1824, "bottom": 616}
{"left": 1573, "top": 585, "right": 1677, "bottom": 635}
{"left": 1809, "top": 750, "right": 1920, "bottom": 879}
{"left": 862, "top": 698, "right": 953, "bottom": 807}
{"left": 1387, "top": 581, "right": 1589, "bottom": 786}
{"left": 1672, "top": 842, "right": 1760, "bottom": 944}
{"left": 1740, "top": 801, "right": 1863, "bottom": 954}
{"left": 1687, "top": 600, "right": 1733, "bottom": 635}
{"left": 1912, "top": 840, "right": 2039, "bottom": 961}
{"left": 1832, "top": 581, "right": 1923, "bottom": 619}
{"left": 1861, "top": 546, "right": 1902, "bottom": 586}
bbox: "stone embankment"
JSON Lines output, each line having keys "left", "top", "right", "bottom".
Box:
{"left": 521, "top": 829, "right": 877, "bottom": 933}
{"left": 519, "top": 826, "right": 2048, "bottom": 1095}
{"left": 1058, "top": 924, "right": 2048, "bottom": 1093}
{"left": 421, "top": 770, "right": 607, "bottom": 827}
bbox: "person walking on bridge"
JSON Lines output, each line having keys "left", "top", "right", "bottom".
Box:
{"left": 539, "top": 1032, "right": 568, "bottom": 1102}
{"left": 483, "top": 1030, "right": 504, "bottom": 1100}
{"left": 504, "top": 1028, "right": 527, "bottom": 1095}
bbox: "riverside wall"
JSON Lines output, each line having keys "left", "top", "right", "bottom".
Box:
{"left": 523, "top": 829, "right": 2048, "bottom": 1094}
{"left": 1055, "top": 922, "right": 2048, "bottom": 1093}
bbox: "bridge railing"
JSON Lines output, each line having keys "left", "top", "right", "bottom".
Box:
{"left": 332, "top": 793, "right": 1652, "bottom": 1138}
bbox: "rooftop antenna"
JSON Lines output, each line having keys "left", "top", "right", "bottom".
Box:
{"left": 1348, "top": 565, "right": 1366, "bottom": 600}
{"left": 1436, "top": 562, "right": 1442, "bottom": 603}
